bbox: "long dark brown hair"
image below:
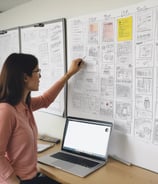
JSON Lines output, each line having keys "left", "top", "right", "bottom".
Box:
{"left": 0, "top": 53, "right": 38, "bottom": 106}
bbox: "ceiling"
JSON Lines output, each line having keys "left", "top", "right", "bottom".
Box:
{"left": 0, "top": 0, "right": 31, "bottom": 13}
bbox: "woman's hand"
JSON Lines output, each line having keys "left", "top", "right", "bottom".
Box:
{"left": 59, "top": 58, "right": 84, "bottom": 85}
{"left": 67, "top": 58, "right": 84, "bottom": 77}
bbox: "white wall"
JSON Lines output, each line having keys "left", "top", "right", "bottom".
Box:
{"left": 0, "top": 0, "right": 145, "bottom": 138}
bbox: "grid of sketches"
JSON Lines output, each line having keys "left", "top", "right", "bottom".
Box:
{"left": 21, "top": 19, "right": 66, "bottom": 116}
{"left": 134, "top": 8, "right": 154, "bottom": 142}
{"left": 68, "top": 16, "right": 115, "bottom": 121}
{"left": 67, "top": 2, "right": 158, "bottom": 146}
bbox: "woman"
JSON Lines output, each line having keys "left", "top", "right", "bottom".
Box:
{"left": 0, "top": 53, "right": 83, "bottom": 184}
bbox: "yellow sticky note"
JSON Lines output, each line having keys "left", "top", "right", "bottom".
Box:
{"left": 117, "top": 16, "right": 133, "bottom": 41}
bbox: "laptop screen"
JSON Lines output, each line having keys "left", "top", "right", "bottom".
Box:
{"left": 62, "top": 117, "right": 112, "bottom": 160}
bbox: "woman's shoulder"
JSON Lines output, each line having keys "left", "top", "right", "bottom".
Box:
{"left": 0, "top": 102, "right": 14, "bottom": 108}
{"left": 0, "top": 102, "right": 16, "bottom": 113}
{"left": 0, "top": 103, "right": 17, "bottom": 130}
{"left": 0, "top": 103, "right": 17, "bottom": 126}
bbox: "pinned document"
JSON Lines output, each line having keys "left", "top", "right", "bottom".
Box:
{"left": 117, "top": 16, "right": 133, "bottom": 41}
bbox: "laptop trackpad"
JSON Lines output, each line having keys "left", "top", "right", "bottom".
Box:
{"left": 52, "top": 160, "right": 90, "bottom": 177}
{"left": 52, "top": 160, "right": 74, "bottom": 169}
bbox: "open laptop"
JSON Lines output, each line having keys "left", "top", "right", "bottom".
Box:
{"left": 38, "top": 116, "right": 113, "bottom": 177}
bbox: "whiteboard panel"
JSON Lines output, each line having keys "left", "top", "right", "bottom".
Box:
{"left": 21, "top": 19, "right": 66, "bottom": 116}
{"left": 67, "top": 0, "right": 158, "bottom": 173}
{"left": 0, "top": 28, "right": 20, "bottom": 69}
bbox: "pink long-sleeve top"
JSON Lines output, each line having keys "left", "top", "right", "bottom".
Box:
{"left": 0, "top": 79, "right": 65, "bottom": 184}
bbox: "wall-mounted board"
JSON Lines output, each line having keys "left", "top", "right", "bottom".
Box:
{"left": 0, "top": 28, "right": 20, "bottom": 69}
{"left": 67, "top": 0, "right": 158, "bottom": 173}
{"left": 21, "top": 19, "right": 66, "bottom": 116}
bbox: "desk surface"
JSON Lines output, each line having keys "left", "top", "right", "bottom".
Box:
{"left": 38, "top": 142, "right": 158, "bottom": 184}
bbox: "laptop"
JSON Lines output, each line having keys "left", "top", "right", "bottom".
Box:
{"left": 38, "top": 116, "right": 113, "bottom": 177}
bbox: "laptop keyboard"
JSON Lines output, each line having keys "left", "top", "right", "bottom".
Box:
{"left": 51, "top": 152, "right": 99, "bottom": 168}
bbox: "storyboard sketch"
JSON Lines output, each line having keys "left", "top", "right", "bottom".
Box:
{"left": 0, "top": 28, "right": 20, "bottom": 69}
{"left": 67, "top": 0, "right": 158, "bottom": 173}
{"left": 21, "top": 19, "right": 66, "bottom": 116}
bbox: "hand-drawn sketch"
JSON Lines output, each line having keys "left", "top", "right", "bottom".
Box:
{"left": 117, "top": 41, "right": 133, "bottom": 65}
{"left": 115, "top": 101, "right": 132, "bottom": 120}
{"left": 102, "top": 21, "right": 114, "bottom": 42}
{"left": 88, "top": 18, "right": 99, "bottom": 44}
{"left": 135, "top": 78, "right": 152, "bottom": 94}
{"left": 134, "top": 119, "right": 152, "bottom": 141}
{"left": 101, "top": 43, "right": 115, "bottom": 77}
{"left": 136, "top": 8, "right": 153, "bottom": 42}
{"left": 136, "top": 43, "right": 153, "bottom": 59}
{"left": 135, "top": 95, "right": 152, "bottom": 111}
{"left": 100, "top": 98, "right": 113, "bottom": 118}
{"left": 70, "top": 19, "right": 86, "bottom": 58}
{"left": 100, "top": 63, "right": 114, "bottom": 77}
{"left": 100, "top": 77, "right": 114, "bottom": 98}
{"left": 114, "top": 119, "right": 131, "bottom": 134}
{"left": 116, "top": 66, "right": 132, "bottom": 83}
{"left": 70, "top": 19, "right": 86, "bottom": 44}
{"left": 116, "top": 83, "right": 132, "bottom": 99}
{"left": 87, "top": 45, "right": 99, "bottom": 58}
{"left": 136, "top": 59, "right": 153, "bottom": 67}
{"left": 74, "top": 93, "right": 100, "bottom": 114}
{"left": 135, "top": 68, "right": 153, "bottom": 78}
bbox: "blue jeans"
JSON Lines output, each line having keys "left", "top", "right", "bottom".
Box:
{"left": 19, "top": 173, "right": 60, "bottom": 184}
